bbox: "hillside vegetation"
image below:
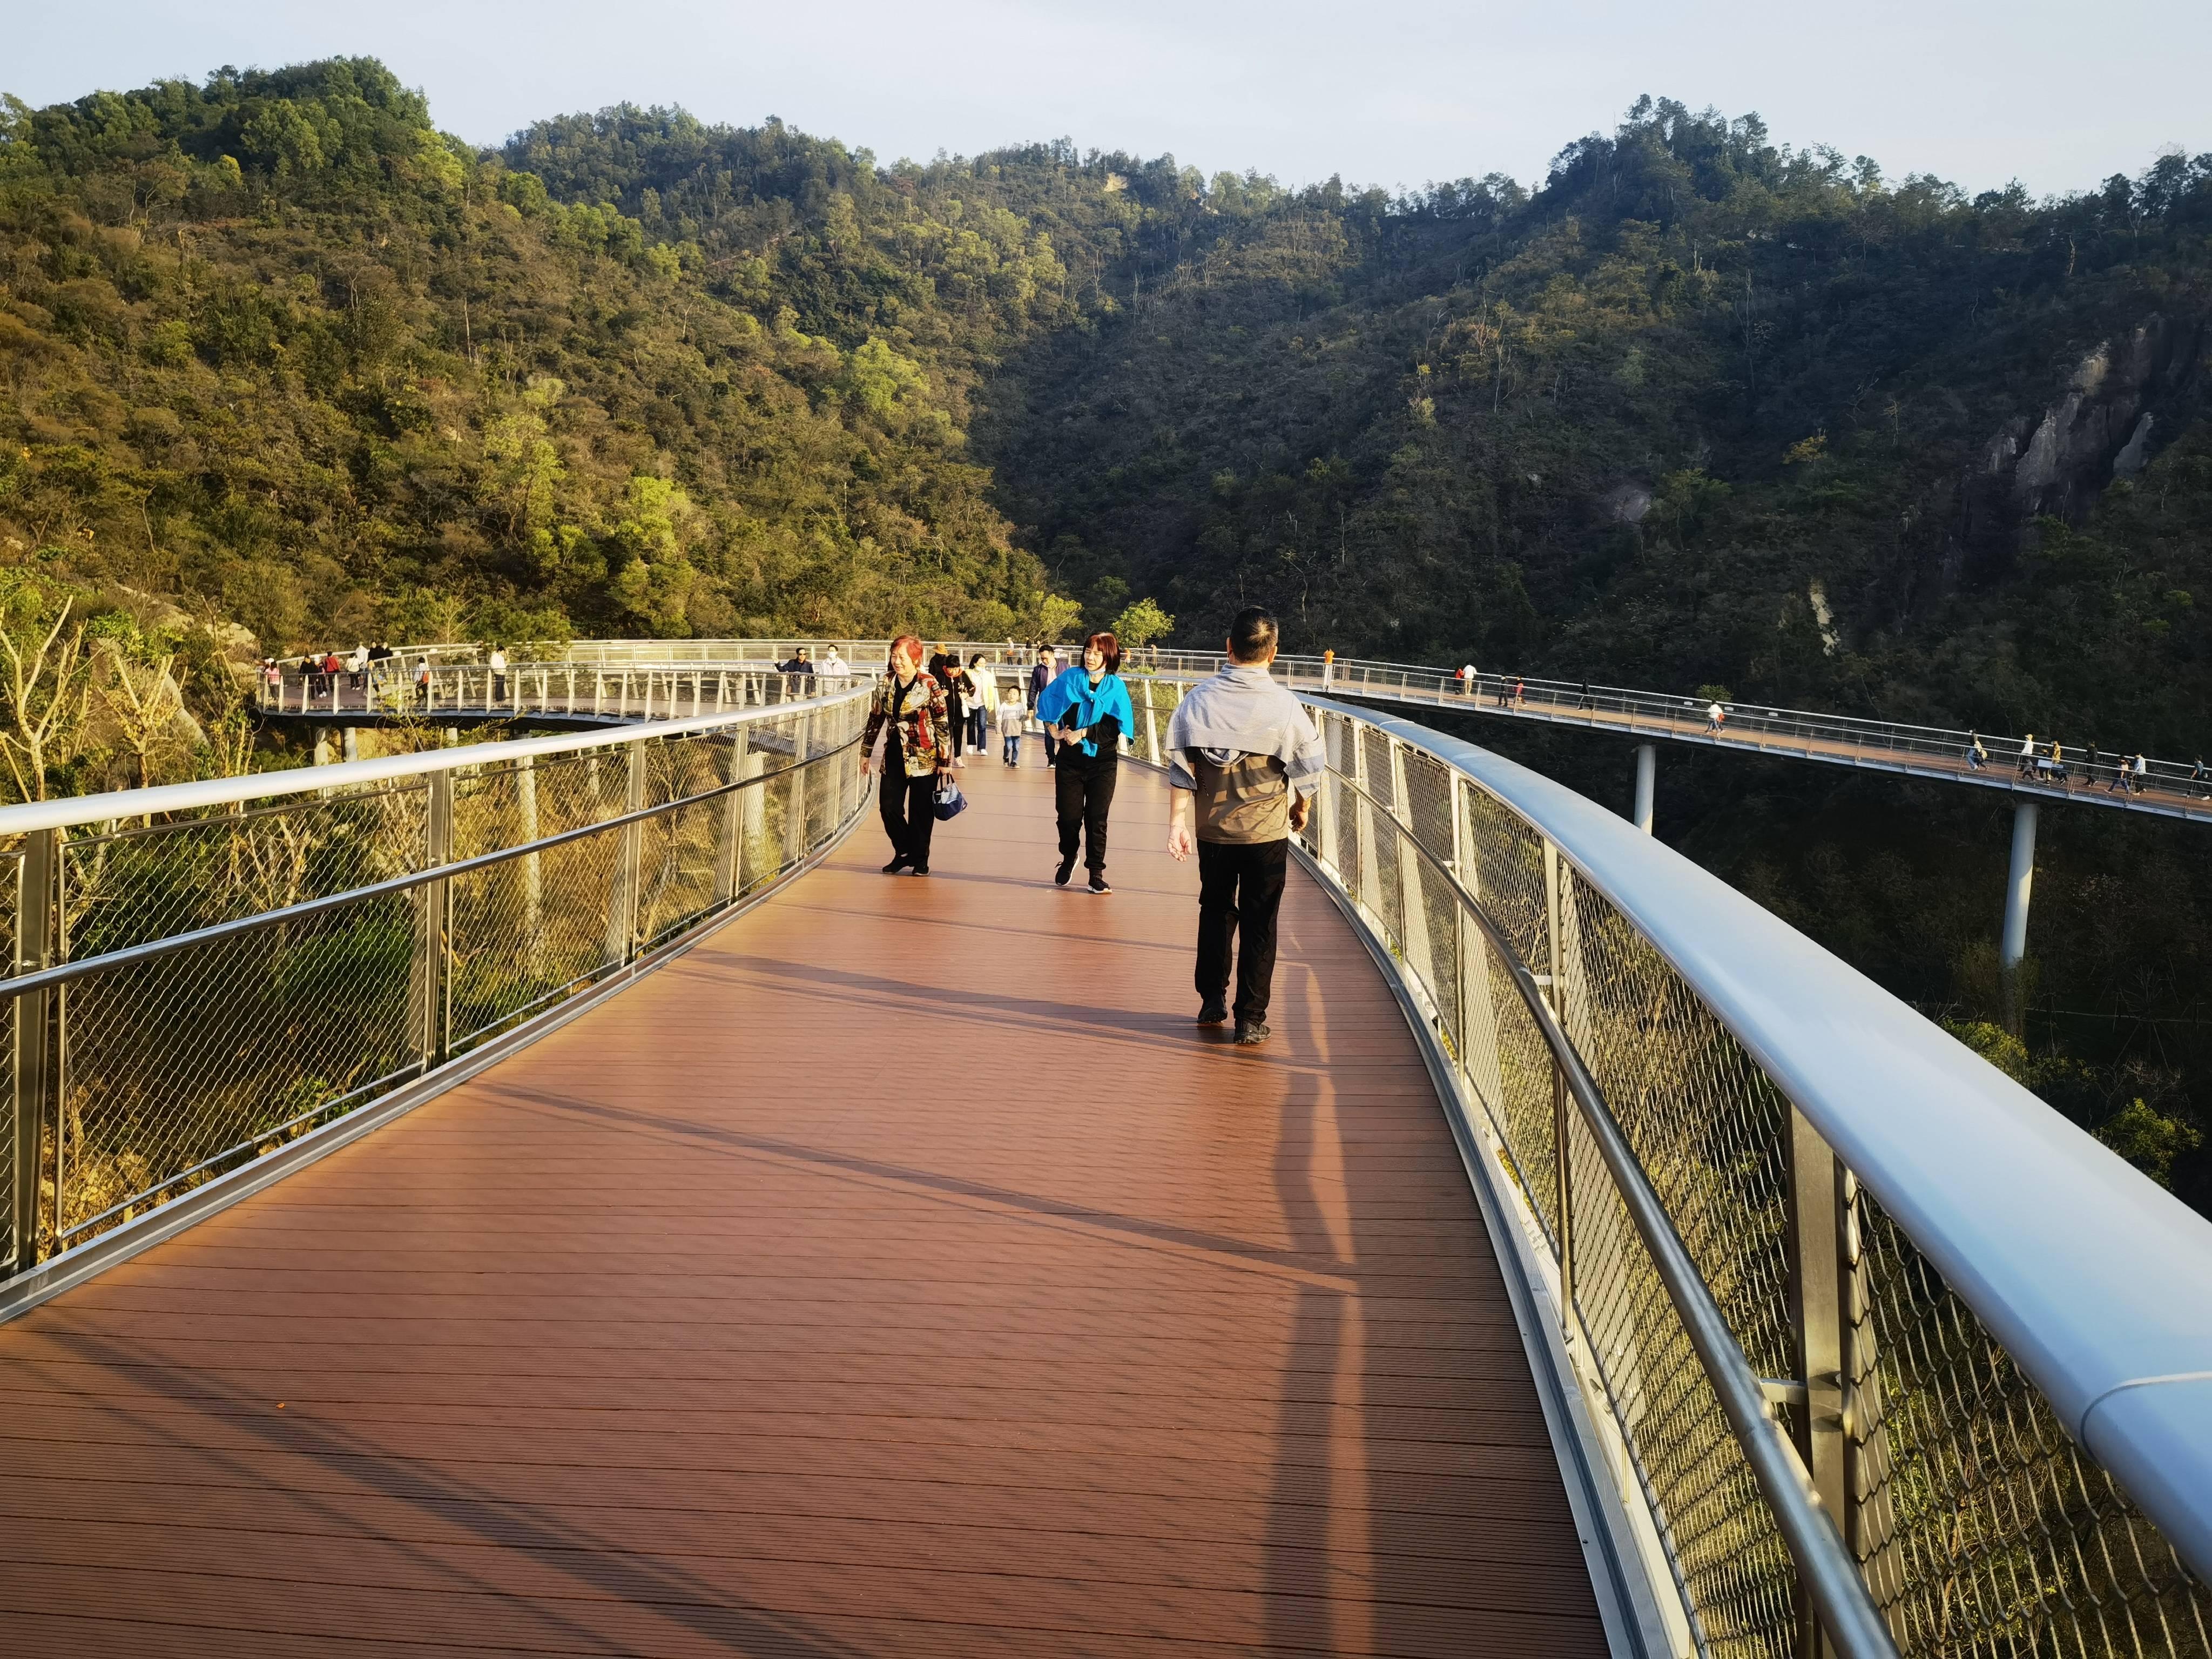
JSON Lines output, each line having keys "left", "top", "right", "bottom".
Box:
{"left": 1, "top": 62, "right": 2208, "bottom": 1203}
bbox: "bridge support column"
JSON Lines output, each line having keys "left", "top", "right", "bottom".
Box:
{"left": 312, "top": 731, "right": 332, "bottom": 768}
{"left": 2000, "top": 800, "right": 2036, "bottom": 1032}
{"left": 1633, "top": 743, "right": 1656, "bottom": 835}
{"left": 340, "top": 727, "right": 358, "bottom": 764}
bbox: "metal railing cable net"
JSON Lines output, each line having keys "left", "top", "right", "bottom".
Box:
{"left": 2, "top": 684, "right": 871, "bottom": 1280}
{"left": 1124, "top": 673, "right": 2212, "bottom": 1659}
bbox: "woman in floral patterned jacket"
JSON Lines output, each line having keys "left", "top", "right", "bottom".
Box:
{"left": 859, "top": 634, "right": 954, "bottom": 875}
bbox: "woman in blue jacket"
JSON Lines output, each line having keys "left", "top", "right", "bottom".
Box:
{"left": 1035, "top": 631, "right": 1136, "bottom": 893}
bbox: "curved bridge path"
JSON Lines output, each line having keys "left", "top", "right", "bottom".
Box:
{"left": 0, "top": 759, "right": 1605, "bottom": 1656}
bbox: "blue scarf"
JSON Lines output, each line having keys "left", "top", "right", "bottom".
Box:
{"left": 1035, "top": 666, "right": 1135, "bottom": 759}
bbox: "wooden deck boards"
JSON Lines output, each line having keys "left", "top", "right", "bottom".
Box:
{"left": 0, "top": 755, "right": 1605, "bottom": 1656}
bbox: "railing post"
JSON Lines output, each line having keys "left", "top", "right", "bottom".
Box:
{"left": 516, "top": 755, "right": 543, "bottom": 978}
{"left": 1316, "top": 719, "right": 1341, "bottom": 874}
{"left": 606, "top": 741, "right": 646, "bottom": 967}
{"left": 1350, "top": 723, "right": 1379, "bottom": 915}
{"left": 1142, "top": 677, "right": 1161, "bottom": 766}
{"left": 10, "top": 830, "right": 55, "bottom": 1274}
{"left": 411, "top": 772, "right": 451, "bottom": 1071}
{"left": 1545, "top": 837, "right": 1573, "bottom": 1318}
{"left": 1787, "top": 1105, "right": 1850, "bottom": 1658}
{"left": 1390, "top": 739, "right": 1434, "bottom": 983}
{"left": 714, "top": 725, "right": 754, "bottom": 905}
{"left": 784, "top": 711, "right": 813, "bottom": 860}
{"left": 1840, "top": 1164, "right": 1902, "bottom": 1634}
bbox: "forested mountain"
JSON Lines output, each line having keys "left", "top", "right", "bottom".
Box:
{"left": 1, "top": 61, "right": 2208, "bottom": 1203}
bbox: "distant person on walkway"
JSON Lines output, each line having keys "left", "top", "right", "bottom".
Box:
{"left": 1705, "top": 700, "right": 1725, "bottom": 733}
{"left": 1966, "top": 732, "right": 1987, "bottom": 771}
{"left": 2192, "top": 757, "right": 2210, "bottom": 799}
{"left": 931, "top": 649, "right": 974, "bottom": 768}
{"left": 320, "top": 650, "right": 343, "bottom": 704}
{"left": 261, "top": 658, "right": 281, "bottom": 706}
{"left": 488, "top": 646, "right": 509, "bottom": 704}
{"left": 996, "top": 687, "right": 1025, "bottom": 766}
{"left": 347, "top": 645, "right": 368, "bottom": 692}
{"left": 819, "top": 647, "right": 850, "bottom": 684}
{"left": 1513, "top": 677, "right": 1527, "bottom": 708}
{"left": 1458, "top": 662, "right": 1476, "bottom": 697}
{"left": 1164, "top": 605, "right": 1326, "bottom": 1048}
{"left": 966, "top": 652, "right": 995, "bottom": 752}
{"left": 2132, "top": 752, "right": 2148, "bottom": 794}
{"left": 860, "top": 636, "right": 953, "bottom": 876}
{"left": 1036, "top": 631, "right": 1136, "bottom": 894}
{"left": 1027, "top": 645, "right": 1058, "bottom": 766}
{"left": 2017, "top": 734, "right": 2036, "bottom": 779}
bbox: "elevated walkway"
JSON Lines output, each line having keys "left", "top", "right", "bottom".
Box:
{"left": 0, "top": 759, "right": 1608, "bottom": 1654}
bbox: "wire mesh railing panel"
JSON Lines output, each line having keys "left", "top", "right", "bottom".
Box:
{"left": 52, "top": 896, "right": 421, "bottom": 1246}
{"left": 62, "top": 789, "right": 430, "bottom": 956}
{"left": 447, "top": 825, "right": 627, "bottom": 1054}
{"left": 1850, "top": 1193, "right": 2212, "bottom": 1659}
{"left": 3, "top": 686, "right": 873, "bottom": 1276}
{"left": 1279, "top": 698, "right": 2210, "bottom": 1659}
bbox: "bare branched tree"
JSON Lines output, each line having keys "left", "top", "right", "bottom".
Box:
{"left": 0, "top": 598, "right": 92, "bottom": 803}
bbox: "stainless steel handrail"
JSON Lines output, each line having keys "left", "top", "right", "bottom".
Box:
{"left": 1327, "top": 761, "right": 1901, "bottom": 1658}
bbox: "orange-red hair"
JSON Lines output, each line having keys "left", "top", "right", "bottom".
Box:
{"left": 888, "top": 634, "right": 924, "bottom": 667}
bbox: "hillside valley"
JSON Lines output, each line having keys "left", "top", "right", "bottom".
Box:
{"left": 1, "top": 62, "right": 2208, "bottom": 1203}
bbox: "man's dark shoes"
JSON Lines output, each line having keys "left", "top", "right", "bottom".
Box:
{"left": 1233, "top": 1019, "right": 1271, "bottom": 1047}
{"left": 1197, "top": 1002, "right": 1228, "bottom": 1027}
{"left": 909, "top": 864, "right": 930, "bottom": 876}
{"left": 1088, "top": 872, "right": 1112, "bottom": 895}
{"left": 1054, "top": 854, "right": 1076, "bottom": 886}
{"left": 881, "top": 855, "right": 910, "bottom": 874}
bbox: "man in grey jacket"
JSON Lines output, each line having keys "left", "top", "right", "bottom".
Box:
{"left": 1165, "top": 606, "right": 1326, "bottom": 1047}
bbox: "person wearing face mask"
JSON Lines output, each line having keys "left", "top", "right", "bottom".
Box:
{"left": 859, "top": 635, "right": 955, "bottom": 875}
{"left": 1034, "top": 631, "right": 1136, "bottom": 894}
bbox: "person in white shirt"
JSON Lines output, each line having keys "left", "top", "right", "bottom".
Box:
{"left": 1705, "top": 701, "right": 1725, "bottom": 733}
{"left": 966, "top": 652, "right": 996, "bottom": 752}
{"left": 488, "top": 646, "right": 509, "bottom": 704}
{"left": 819, "top": 648, "right": 850, "bottom": 684}
{"left": 1459, "top": 663, "right": 1477, "bottom": 697}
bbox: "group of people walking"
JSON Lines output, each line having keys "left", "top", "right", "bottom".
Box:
{"left": 859, "top": 608, "right": 1323, "bottom": 1046}
{"left": 2004, "top": 734, "right": 2156, "bottom": 794}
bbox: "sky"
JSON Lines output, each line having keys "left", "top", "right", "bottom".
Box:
{"left": 7, "top": 0, "right": 2208, "bottom": 200}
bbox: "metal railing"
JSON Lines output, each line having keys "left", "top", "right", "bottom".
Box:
{"left": 1, "top": 683, "right": 873, "bottom": 1291}
{"left": 281, "top": 639, "right": 2212, "bottom": 821}
{"left": 1118, "top": 671, "right": 2212, "bottom": 1659}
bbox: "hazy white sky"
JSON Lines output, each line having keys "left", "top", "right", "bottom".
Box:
{"left": 8, "top": 0, "right": 2206, "bottom": 199}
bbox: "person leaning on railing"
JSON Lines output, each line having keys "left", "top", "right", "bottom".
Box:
{"left": 859, "top": 635, "right": 954, "bottom": 876}
{"left": 1163, "top": 605, "right": 1326, "bottom": 1048}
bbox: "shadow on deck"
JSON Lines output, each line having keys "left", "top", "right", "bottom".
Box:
{"left": 0, "top": 757, "right": 1605, "bottom": 1656}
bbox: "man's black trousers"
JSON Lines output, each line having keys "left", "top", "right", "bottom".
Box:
{"left": 879, "top": 770, "right": 936, "bottom": 867}
{"left": 1196, "top": 838, "right": 1290, "bottom": 1021}
{"left": 1054, "top": 759, "right": 1117, "bottom": 873}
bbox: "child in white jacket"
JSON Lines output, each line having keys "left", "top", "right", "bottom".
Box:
{"left": 995, "top": 689, "right": 1026, "bottom": 766}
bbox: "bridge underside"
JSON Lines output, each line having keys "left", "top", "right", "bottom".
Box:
{"left": 0, "top": 761, "right": 1605, "bottom": 1655}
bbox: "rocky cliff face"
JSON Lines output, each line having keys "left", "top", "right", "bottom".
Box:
{"left": 1976, "top": 314, "right": 2207, "bottom": 527}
